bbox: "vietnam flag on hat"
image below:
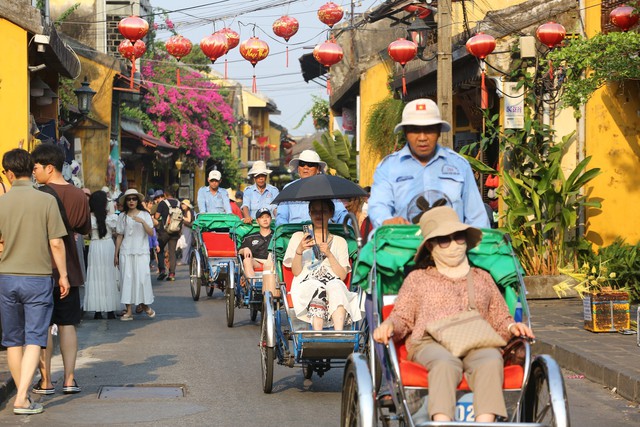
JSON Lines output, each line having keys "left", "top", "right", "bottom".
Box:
{"left": 416, "top": 103, "right": 426, "bottom": 110}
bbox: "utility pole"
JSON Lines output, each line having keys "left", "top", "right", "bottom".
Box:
{"left": 437, "top": 0, "right": 453, "bottom": 148}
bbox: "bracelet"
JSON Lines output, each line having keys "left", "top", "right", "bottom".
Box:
{"left": 295, "top": 251, "right": 303, "bottom": 255}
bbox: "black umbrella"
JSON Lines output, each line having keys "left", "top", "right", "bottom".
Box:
{"left": 272, "top": 174, "right": 367, "bottom": 204}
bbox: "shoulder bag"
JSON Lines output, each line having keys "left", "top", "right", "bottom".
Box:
{"left": 425, "top": 271, "right": 507, "bottom": 357}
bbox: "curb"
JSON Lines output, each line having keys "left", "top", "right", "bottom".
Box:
{"left": 533, "top": 338, "right": 640, "bottom": 404}
{"left": 0, "top": 371, "right": 14, "bottom": 407}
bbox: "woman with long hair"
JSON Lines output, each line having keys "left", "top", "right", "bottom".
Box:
{"left": 83, "top": 191, "right": 119, "bottom": 319}
{"left": 114, "top": 189, "right": 156, "bottom": 321}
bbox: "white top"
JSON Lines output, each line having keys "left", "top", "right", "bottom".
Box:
{"left": 90, "top": 213, "right": 118, "bottom": 240}
{"left": 116, "top": 211, "right": 153, "bottom": 255}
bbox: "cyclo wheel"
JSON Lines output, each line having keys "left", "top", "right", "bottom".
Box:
{"left": 303, "top": 363, "right": 313, "bottom": 380}
{"left": 250, "top": 304, "right": 259, "bottom": 322}
{"left": 522, "top": 356, "right": 570, "bottom": 427}
{"left": 189, "top": 254, "right": 201, "bottom": 301}
{"left": 207, "top": 281, "right": 215, "bottom": 297}
{"left": 340, "top": 360, "right": 375, "bottom": 427}
{"left": 226, "top": 278, "right": 235, "bottom": 327}
{"left": 260, "top": 298, "right": 274, "bottom": 393}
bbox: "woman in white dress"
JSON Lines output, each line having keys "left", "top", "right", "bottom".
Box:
{"left": 283, "top": 199, "right": 361, "bottom": 331}
{"left": 114, "top": 189, "right": 156, "bottom": 321}
{"left": 84, "top": 190, "right": 119, "bottom": 319}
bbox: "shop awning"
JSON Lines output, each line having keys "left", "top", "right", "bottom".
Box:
{"left": 121, "top": 120, "right": 177, "bottom": 150}
{"left": 38, "top": 25, "right": 81, "bottom": 79}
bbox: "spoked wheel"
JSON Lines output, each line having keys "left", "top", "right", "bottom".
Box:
{"left": 522, "top": 356, "right": 570, "bottom": 427}
{"left": 189, "top": 255, "right": 201, "bottom": 301}
{"left": 340, "top": 359, "right": 375, "bottom": 427}
{"left": 226, "top": 283, "right": 235, "bottom": 327}
{"left": 207, "top": 282, "right": 215, "bottom": 297}
{"left": 260, "top": 302, "right": 274, "bottom": 393}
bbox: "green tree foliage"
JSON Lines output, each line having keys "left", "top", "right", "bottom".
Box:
{"left": 313, "top": 130, "right": 357, "bottom": 180}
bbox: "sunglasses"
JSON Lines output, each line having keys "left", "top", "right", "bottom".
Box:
{"left": 404, "top": 124, "right": 441, "bottom": 134}
{"left": 125, "top": 197, "right": 138, "bottom": 202}
{"left": 430, "top": 231, "right": 467, "bottom": 248}
{"left": 298, "top": 160, "right": 319, "bottom": 168}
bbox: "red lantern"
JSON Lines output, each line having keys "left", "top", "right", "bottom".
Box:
{"left": 318, "top": 2, "right": 344, "bottom": 28}
{"left": 610, "top": 5, "right": 639, "bottom": 32}
{"left": 118, "top": 39, "right": 146, "bottom": 89}
{"left": 466, "top": 33, "right": 496, "bottom": 109}
{"left": 388, "top": 39, "right": 417, "bottom": 96}
{"left": 403, "top": 5, "right": 432, "bottom": 19}
{"left": 200, "top": 33, "right": 228, "bottom": 64}
{"left": 217, "top": 27, "right": 240, "bottom": 79}
{"left": 240, "top": 37, "right": 270, "bottom": 92}
{"left": 273, "top": 15, "right": 299, "bottom": 67}
{"left": 118, "top": 15, "right": 149, "bottom": 43}
{"left": 313, "top": 40, "right": 344, "bottom": 95}
{"left": 166, "top": 35, "right": 192, "bottom": 86}
{"left": 535, "top": 22, "right": 566, "bottom": 49}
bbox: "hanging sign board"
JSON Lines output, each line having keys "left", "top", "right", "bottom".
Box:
{"left": 503, "top": 82, "right": 525, "bottom": 129}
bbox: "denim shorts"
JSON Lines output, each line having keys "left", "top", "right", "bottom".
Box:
{"left": 0, "top": 275, "right": 54, "bottom": 347}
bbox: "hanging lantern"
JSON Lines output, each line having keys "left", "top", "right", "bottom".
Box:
{"left": 403, "top": 5, "right": 432, "bottom": 19}
{"left": 535, "top": 22, "right": 566, "bottom": 49}
{"left": 165, "top": 35, "right": 192, "bottom": 86}
{"left": 318, "top": 2, "right": 344, "bottom": 28}
{"left": 466, "top": 33, "right": 496, "bottom": 109}
{"left": 273, "top": 15, "right": 299, "bottom": 67}
{"left": 313, "top": 39, "right": 343, "bottom": 95}
{"left": 200, "top": 33, "right": 228, "bottom": 64}
{"left": 218, "top": 27, "right": 240, "bottom": 79}
{"left": 239, "top": 37, "right": 270, "bottom": 92}
{"left": 118, "top": 39, "right": 146, "bottom": 89}
{"left": 388, "top": 39, "right": 417, "bottom": 96}
{"left": 610, "top": 5, "right": 639, "bottom": 32}
{"left": 118, "top": 15, "right": 149, "bottom": 43}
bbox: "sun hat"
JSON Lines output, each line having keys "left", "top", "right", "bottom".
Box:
{"left": 153, "top": 189, "right": 164, "bottom": 199}
{"left": 289, "top": 149, "right": 326, "bottom": 173}
{"left": 208, "top": 170, "right": 222, "bottom": 181}
{"left": 227, "top": 188, "right": 237, "bottom": 202}
{"left": 255, "top": 207, "right": 272, "bottom": 219}
{"left": 248, "top": 160, "right": 272, "bottom": 176}
{"left": 118, "top": 188, "right": 144, "bottom": 205}
{"left": 414, "top": 206, "right": 482, "bottom": 262}
{"left": 393, "top": 99, "right": 452, "bottom": 134}
{"left": 180, "top": 199, "right": 193, "bottom": 209}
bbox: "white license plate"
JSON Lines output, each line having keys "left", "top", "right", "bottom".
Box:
{"left": 455, "top": 393, "right": 475, "bottom": 421}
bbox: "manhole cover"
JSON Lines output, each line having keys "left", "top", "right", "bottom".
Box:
{"left": 98, "top": 385, "right": 186, "bottom": 399}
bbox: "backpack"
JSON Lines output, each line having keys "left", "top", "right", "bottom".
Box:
{"left": 164, "top": 200, "right": 183, "bottom": 234}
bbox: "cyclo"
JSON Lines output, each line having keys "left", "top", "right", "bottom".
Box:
{"left": 259, "top": 174, "right": 369, "bottom": 393}
{"left": 340, "top": 225, "right": 569, "bottom": 427}
{"left": 189, "top": 213, "right": 241, "bottom": 306}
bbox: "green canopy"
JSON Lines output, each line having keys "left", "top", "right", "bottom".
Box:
{"left": 353, "top": 225, "right": 524, "bottom": 314}
{"left": 192, "top": 213, "right": 241, "bottom": 232}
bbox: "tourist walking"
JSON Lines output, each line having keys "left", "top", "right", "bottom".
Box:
{"left": 83, "top": 191, "right": 119, "bottom": 319}
{"left": 114, "top": 189, "right": 156, "bottom": 321}
{"left": 178, "top": 199, "right": 194, "bottom": 265}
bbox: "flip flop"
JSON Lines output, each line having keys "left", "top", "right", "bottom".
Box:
{"left": 62, "top": 379, "right": 81, "bottom": 394}
{"left": 32, "top": 380, "right": 55, "bottom": 395}
{"left": 120, "top": 313, "right": 133, "bottom": 321}
{"left": 135, "top": 304, "right": 144, "bottom": 314}
{"left": 14, "top": 398, "right": 44, "bottom": 415}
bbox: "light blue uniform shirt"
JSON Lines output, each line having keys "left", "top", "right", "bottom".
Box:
{"left": 241, "top": 183, "right": 279, "bottom": 219}
{"left": 368, "top": 144, "right": 490, "bottom": 228}
{"left": 196, "top": 186, "right": 232, "bottom": 213}
{"left": 275, "top": 178, "right": 348, "bottom": 226}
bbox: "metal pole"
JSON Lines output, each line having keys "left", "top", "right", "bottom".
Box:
{"left": 437, "top": 0, "right": 453, "bottom": 148}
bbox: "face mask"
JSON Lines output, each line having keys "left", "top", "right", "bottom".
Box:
{"left": 430, "top": 241, "right": 468, "bottom": 269}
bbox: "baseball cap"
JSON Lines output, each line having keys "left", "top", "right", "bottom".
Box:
{"left": 393, "top": 99, "right": 452, "bottom": 133}
{"left": 153, "top": 189, "right": 164, "bottom": 199}
{"left": 255, "top": 207, "right": 272, "bottom": 219}
{"left": 208, "top": 170, "right": 221, "bottom": 181}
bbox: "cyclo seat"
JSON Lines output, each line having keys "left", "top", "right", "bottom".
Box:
{"left": 192, "top": 214, "right": 241, "bottom": 258}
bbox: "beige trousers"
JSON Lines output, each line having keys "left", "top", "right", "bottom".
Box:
{"left": 412, "top": 341, "right": 506, "bottom": 420}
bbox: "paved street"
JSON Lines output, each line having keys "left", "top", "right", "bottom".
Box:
{"left": 0, "top": 266, "right": 637, "bottom": 426}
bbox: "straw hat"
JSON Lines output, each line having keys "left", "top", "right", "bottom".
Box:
{"left": 118, "top": 188, "right": 144, "bottom": 205}
{"left": 248, "top": 160, "right": 272, "bottom": 176}
{"left": 180, "top": 199, "right": 193, "bottom": 209}
{"left": 414, "top": 206, "right": 482, "bottom": 262}
{"left": 394, "top": 99, "right": 452, "bottom": 133}
{"left": 289, "top": 150, "right": 326, "bottom": 172}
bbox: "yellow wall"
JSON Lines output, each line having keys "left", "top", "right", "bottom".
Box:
{"left": 0, "top": 19, "right": 29, "bottom": 156}
{"left": 358, "top": 61, "right": 393, "bottom": 187}
{"left": 582, "top": 0, "right": 640, "bottom": 246}
{"left": 451, "top": 0, "right": 528, "bottom": 34}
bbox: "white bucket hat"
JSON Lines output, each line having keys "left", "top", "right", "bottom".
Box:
{"left": 289, "top": 149, "right": 326, "bottom": 172}
{"left": 208, "top": 170, "right": 222, "bottom": 181}
{"left": 227, "top": 188, "right": 237, "bottom": 202}
{"left": 248, "top": 160, "right": 272, "bottom": 176}
{"left": 393, "top": 99, "right": 452, "bottom": 133}
{"left": 118, "top": 188, "right": 144, "bottom": 206}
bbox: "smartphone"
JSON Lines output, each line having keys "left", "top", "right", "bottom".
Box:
{"left": 302, "top": 224, "right": 314, "bottom": 241}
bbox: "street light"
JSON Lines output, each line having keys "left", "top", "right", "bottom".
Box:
{"left": 406, "top": 15, "right": 437, "bottom": 61}
{"left": 73, "top": 76, "right": 96, "bottom": 116}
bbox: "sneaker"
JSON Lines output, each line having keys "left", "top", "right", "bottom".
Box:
{"left": 157, "top": 272, "right": 167, "bottom": 280}
{"left": 166, "top": 273, "right": 175, "bottom": 281}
